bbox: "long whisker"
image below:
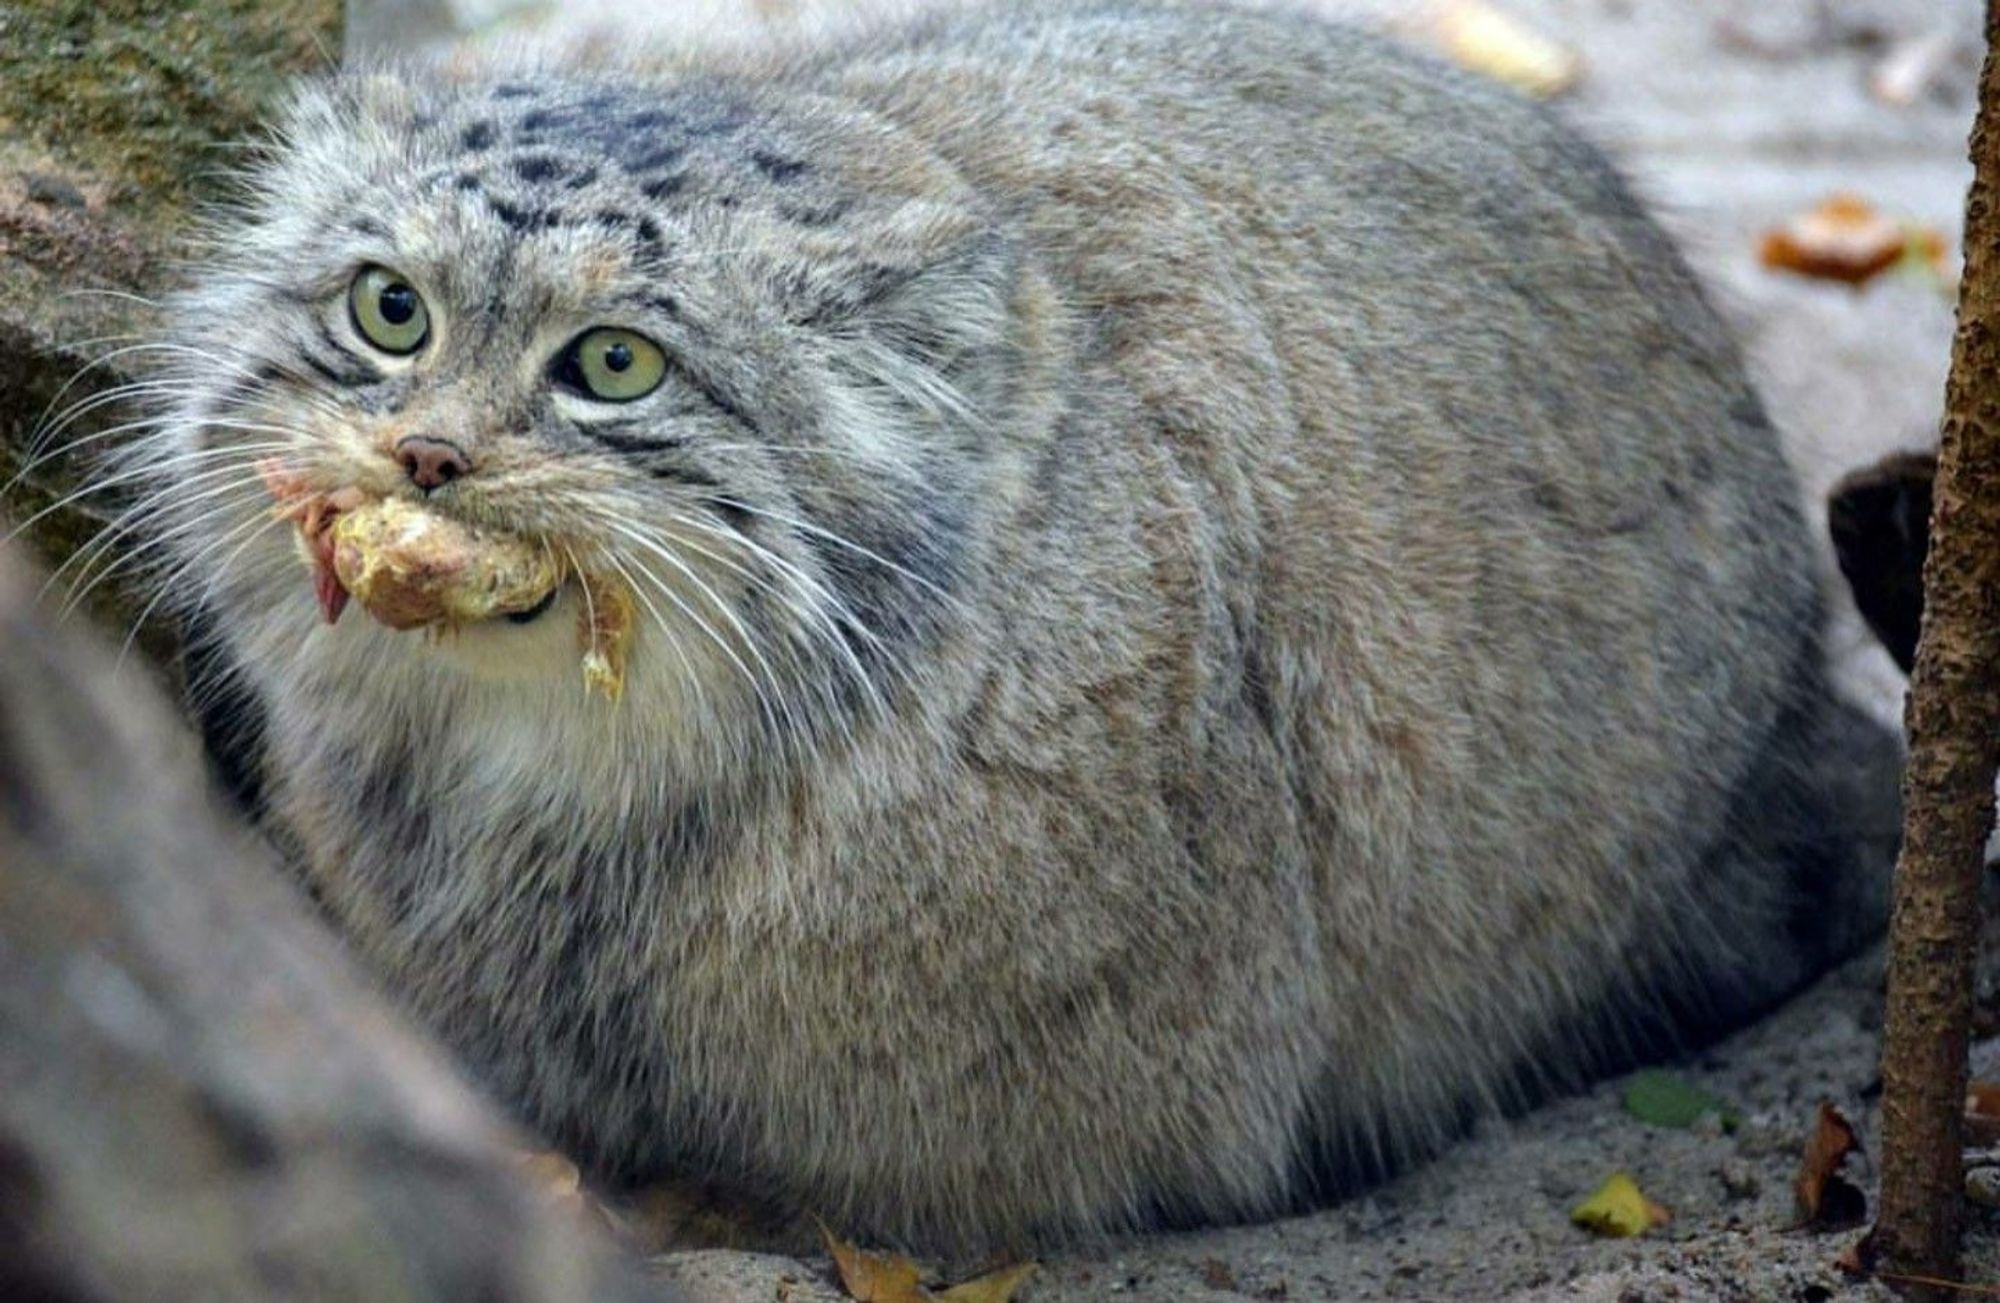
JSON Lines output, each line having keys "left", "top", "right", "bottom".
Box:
{"left": 647, "top": 509, "right": 894, "bottom": 725}
{"left": 682, "top": 491, "right": 965, "bottom": 613}
{"left": 1, "top": 441, "right": 291, "bottom": 549}
{"left": 11, "top": 410, "right": 308, "bottom": 493}
{"left": 117, "top": 510, "right": 287, "bottom": 667}
{"left": 56, "top": 476, "right": 281, "bottom": 617}
{"left": 631, "top": 514, "right": 875, "bottom": 749}
{"left": 698, "top": 442, "right": 890, "bottom": 466}
{"left": 597, "top": 520, "right": 792, "bottom": 743}
{"left": 22, "top": 341, "right": 261, "bottom": 448}
{"left": 57, "top": 288, "right": 164, "bottom": 311}
{"left": 26, "top": 338, "right": 346, "bottom": 463}
{"left": 586, "top": 546, "right": 712, "bottom": 718}
{"left": 21, "top": 381, "right": 203, "bottom": 465}
{"left": 46, "top": 463, "right": 274, "bottom": 603}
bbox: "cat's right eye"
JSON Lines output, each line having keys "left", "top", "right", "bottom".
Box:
{"left": 348, "top": 265, "right": 430, "bottom": 355}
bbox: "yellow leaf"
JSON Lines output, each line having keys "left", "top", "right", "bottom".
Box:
{"left": 1416, "top": 1, "right": 1582, "bottom": 99}
{"left": 1571, "top": 1172, "right": 1671, "bottom": 1238}
{"left": 820, "top": 1221, "right": 928, "bottom": 1303}
{"left": 936, "top": 1261, "right": 1037, "bottom": 1303}
{"left": 1794, "top": 1100, "right": 1866, "bottom": 1229}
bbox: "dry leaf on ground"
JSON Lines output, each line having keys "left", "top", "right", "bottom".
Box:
{"left": 1757, "top": 193, "right": 1950, "bottom": 288}
{"left": 1570, "top": 1172, "right": 1671, "bottom": 1238}
{"left": 936, "top": 1262, "right": 1037, "bottom": 1302}
{"left": 517, "top": 1148, "right": 583, "bottom": 1203}
{"left": 822, "top": 1224, "right": 926, "bottom": 1303}
{"left": 1834, "top": 1227, "right": 1880, "bottom": 1278}
{"left": 1401, "top": 1, "right": 1581, "bottom": 99}
{"left": 1967, "top": 1080, "right": 2000, "bottom": 1146}
{"left": 820, "top": 1223, "right": 1034, "bottom": 1303}
{"left": 1870, "top": 30, "right": 1959, "bottom": 107}
{"left": 1794, "top": 1101, "right": 1866, "bottom": 1229}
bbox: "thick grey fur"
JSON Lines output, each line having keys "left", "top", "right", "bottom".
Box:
{"left": 139, "top": 0, "right": 1902, "bottom": 1253}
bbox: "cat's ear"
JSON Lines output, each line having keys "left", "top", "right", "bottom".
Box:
{"left": 788, "top": 200, "right": 1017, "bottom": 367}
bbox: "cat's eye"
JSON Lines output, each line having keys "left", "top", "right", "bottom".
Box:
{"left": 562, "top": 328, "right": 667, "bottom": 402}
{"left": 348, "top": 265, "right": 430, "bottom": 355}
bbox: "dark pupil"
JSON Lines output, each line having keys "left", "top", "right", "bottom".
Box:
{"left": 603, "top": 341, "right": 633, "bottom": 373}
{"left": 378, "top": 283, "right": 417, "bottom": 325}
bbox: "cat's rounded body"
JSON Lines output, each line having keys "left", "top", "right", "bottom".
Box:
{"left": 153, "top": 1, "right": 1899, "bottom": 1250}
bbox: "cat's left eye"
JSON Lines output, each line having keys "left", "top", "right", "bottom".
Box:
{"left": 349, "top": 265, "right": 431, "bottom": 355}
{"left": 560, "top": 328, "right": 667, "bottom": 402}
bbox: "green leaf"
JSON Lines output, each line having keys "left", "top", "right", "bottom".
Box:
{"left": 1622, "top": 1070, "right": 1738, "bottom": 1131}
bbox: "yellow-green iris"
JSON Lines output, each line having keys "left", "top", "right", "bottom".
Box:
{"left": 568, "top": 328, "right": 667, "bottom": 402}
{"left": 349, "top": 266, "right": 430, "bottom": 355}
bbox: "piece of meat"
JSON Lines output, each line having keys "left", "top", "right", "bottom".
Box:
{"left": 258, "top": 469, "right": 634, "bottom": 699}
{"left": 575, "top": 571, "right": 635, "bottom": 702}
{"left": 328, "top": 498, "right": 561, "bottom": 632}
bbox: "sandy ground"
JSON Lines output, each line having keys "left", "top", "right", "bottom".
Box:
{"left": 356, "top": 0, "right": 1984, "bottom": 1297}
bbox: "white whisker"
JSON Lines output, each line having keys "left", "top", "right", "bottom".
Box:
{"left": 598, "top": 520, "right": 794, "bottom": 743}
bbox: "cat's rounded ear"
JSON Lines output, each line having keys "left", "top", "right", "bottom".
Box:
{"left": 790, "top": 200, "right": 1018, "bottom": 365}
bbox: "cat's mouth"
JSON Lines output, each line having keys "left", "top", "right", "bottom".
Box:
{"left": 258, "top": 462, "right": 632, "bottom": 699}
{"left": 503, "top": 586, "right": 559, "bottom": 625}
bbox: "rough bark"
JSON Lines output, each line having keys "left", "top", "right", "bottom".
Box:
{"left": 0, "top": 539, "right": 682, "bottom": 1302}
{"left": 0, "top": 0, "right": 338, "bottom": 667}
{"left": 1872, "top": 3, "right": 2000, "bottom": 1292}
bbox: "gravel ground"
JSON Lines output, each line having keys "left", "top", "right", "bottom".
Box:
{"left": 372, "top": 1, "right": 1986, "bottom": 1297}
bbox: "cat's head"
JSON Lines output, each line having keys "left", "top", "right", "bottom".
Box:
{"left": 138, "top": 58, "right": 1035, "bottom": 767}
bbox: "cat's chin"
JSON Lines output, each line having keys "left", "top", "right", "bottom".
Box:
{"left": 397, "top": 584, "right": 582, "bottom": 683}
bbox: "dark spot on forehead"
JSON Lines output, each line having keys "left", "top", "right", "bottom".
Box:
{"left": 751, "top": 150, "right": 809, "bottom": 183}
{"left": 689, "top": 106, "right": 750, "bottom": 138}
{"left": 641, "top": 174, "right": 687, "bottom": 201}
{"left": 513, "top": 155, "right": 566, "bottom": 184}
{"left": 778, "top": 199, "right": 851, "bottom": 227}
{"left": 590, "top": 209, "right": 667, "bottom": 255}
{"left": 518, "top": 107, "right": 571, "bottom": 132}
{"left": 492, "top": 83, "right": 537, "bottom": 100}
{"left": 564, "top": 166, "right": 600, "bottom": 191}
{"left": 350, "top": 215, "right": 389, "bottom": 237}
{"left": 625, "top": 142, "right": 685, "bottom": 173}
{"left": 487, "top": 195, "right": 560, "bottom": 232}
{"left": 625, "top": 109, "right": 676, "bottom": 131}
{"left": 454, "top": 172, "right": 483, "bottom": 192}
{"left": 461, "top": 121, "right": 496, "bottom": 150}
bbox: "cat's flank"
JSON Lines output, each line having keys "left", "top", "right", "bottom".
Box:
{"left": 138, "top": 0, "right": 1900, "bottom": 1251}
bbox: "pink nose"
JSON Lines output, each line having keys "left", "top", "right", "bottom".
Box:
{"left": 394, "top": 436, "right": 471, "bottom": 491}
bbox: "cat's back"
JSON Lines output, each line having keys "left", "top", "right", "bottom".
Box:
{"left": 794, "top": 0, "right": 1831, "bottom": 1106}
{"left": 796, "top": 0, "right": 1810, "bottom": 726}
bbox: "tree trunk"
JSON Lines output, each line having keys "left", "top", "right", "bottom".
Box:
{"left": 1872, "top": 1, "right": 2000, "bottom": 1292}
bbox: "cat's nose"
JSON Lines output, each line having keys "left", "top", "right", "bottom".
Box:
{"left": 394, "top": 436, "right": 472, "bottom": 492}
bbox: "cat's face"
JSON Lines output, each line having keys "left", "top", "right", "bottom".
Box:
{"left": 150, "top": 61, "right": 1024, "bottom": 763}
